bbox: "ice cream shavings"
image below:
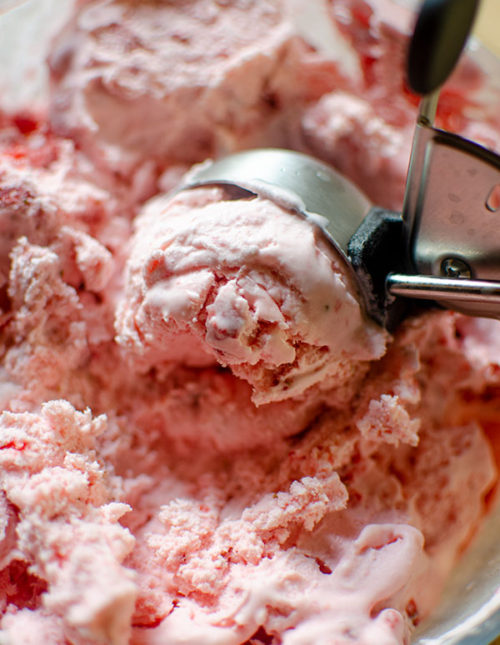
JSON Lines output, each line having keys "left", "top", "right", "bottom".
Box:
{"left": 0, "top": 401, "right": 137, "bottom": 645}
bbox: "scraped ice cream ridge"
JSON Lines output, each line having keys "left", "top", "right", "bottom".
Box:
{"left": 1, "top": 0, "right": 500, "bottom": 643}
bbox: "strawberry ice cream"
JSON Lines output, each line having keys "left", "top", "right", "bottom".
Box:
{"left": 115, "top": 185, "right": 386, "bottom": 405}
{"left": 0, "top": 1, "right": 500, "bottom": 645}
{"left": 48, "top": 0, "right": 315, "bottom": 183}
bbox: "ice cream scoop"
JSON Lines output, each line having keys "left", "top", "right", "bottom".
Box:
{"left": 182, "top": 0, "right": 500, "bottom": 330}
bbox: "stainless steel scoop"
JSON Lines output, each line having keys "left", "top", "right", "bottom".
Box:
{"left": 181, "top": 0, "right": 500, "bottom": 331}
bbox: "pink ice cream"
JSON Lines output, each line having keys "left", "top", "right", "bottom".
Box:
{"left": 0, "top": 1, "right": 500, "bottom": 644}
{"left": 115, "top": 185, "right": 386, "bottom": 405}
{"left": 48, "top": 0, "right": 317, "bottom": 182}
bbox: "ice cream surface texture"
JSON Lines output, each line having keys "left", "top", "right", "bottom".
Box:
{"left": 0, "top": 1, "right": 500, "bottom": 644}
{"left": 115, "top": 185, "right": 386, "bottom": 406}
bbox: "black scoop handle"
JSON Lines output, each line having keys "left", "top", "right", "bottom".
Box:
{"left": 407, "top": 0, "right": 481, "bottom": 95}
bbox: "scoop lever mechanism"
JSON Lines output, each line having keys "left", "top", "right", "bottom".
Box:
{"left": 384, "top": 0, "right": 500, "bottom": 320}
{"left": 386, "top": 115, "right": 500, "bottom": 320}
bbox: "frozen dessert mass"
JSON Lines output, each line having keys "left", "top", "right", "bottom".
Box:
{"left": 1, "top": 0, "right": 500, "bottom": 644}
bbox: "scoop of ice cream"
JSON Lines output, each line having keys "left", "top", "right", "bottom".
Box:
{"left": 48, "top": 0, "right": 317, "bottom": 179}
{"left": 115, "top": 185, "right": 387, "bottom": 404}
